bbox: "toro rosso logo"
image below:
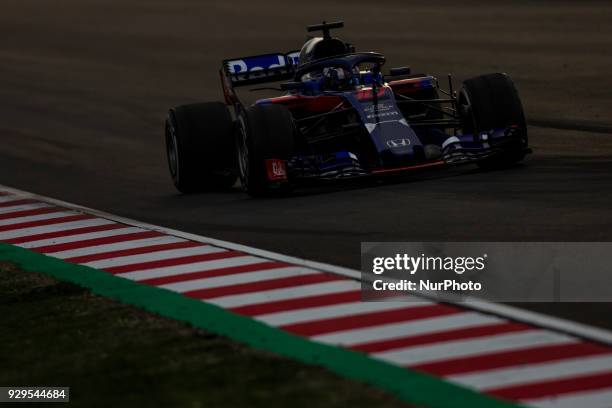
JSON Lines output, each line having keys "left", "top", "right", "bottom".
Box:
{"left": 386, "top": 138, "right": 411, "bottom": 148}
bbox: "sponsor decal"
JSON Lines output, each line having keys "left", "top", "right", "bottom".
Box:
{"left": 226, "top": 52, "right": 300, "bottom": 75}
{"left": 265, "top": 159, "right": 287, "bottom": 181}
{"left": 363, "top": 102, "right": 394, "bottom": 113}
{"left": 355, "top": 87, "right": 387, "bottom": 101}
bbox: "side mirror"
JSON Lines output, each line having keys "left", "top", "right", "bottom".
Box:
{"left": 389, "top": 66, "right": 411, "bottom": 76}
{"left": 280, "top": 82, "right": 303, "bottom": 91}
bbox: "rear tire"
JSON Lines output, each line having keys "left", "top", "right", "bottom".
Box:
{"left": 165, "top": 102, "right": 237, "bottom": 193}
{"left": 236, "top": 104, "right": 295, "bottom": 197}
{"left": 458, "top": 73, "right": 528, "bottom": 169}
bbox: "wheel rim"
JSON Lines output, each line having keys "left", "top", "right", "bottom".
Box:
{"left": 165, "top": 118, "right": 179, "bottom": 182}
{"left": 458, "top": 89, "right": 477, "bottom": 135}
{"left": 236, "top": 118, "right": 250, "bottom": 188}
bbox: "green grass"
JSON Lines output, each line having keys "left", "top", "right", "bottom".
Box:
{"left": 0, "top": 262, "right": 414, "bottom": 408}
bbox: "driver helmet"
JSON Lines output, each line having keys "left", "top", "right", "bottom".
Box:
{"left": 322, "top": 66, "right": 352, "bottom": 91}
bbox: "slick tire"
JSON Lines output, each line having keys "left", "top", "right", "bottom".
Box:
{"left": 236, "top": 104, "right": 295, "bottom": 197}
{"left": 459, "top": 73, "right": 528, "bottom": 169}
{"left": 165, "top": 102, "right": 237, "bottom": 193}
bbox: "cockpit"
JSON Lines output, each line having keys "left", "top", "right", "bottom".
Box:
{"left": 295, "top": 22, "right": 384, "bottom": 93}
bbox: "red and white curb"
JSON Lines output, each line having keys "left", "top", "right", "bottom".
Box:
{"left": 1, "top": 187, "right": 611, "bottom": 407}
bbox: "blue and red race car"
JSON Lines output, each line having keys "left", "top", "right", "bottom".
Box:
{"left": 165, "top": 21, "right": 530, "bottom": 196}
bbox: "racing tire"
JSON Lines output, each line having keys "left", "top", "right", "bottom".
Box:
{"left": 165, "top": 102, "right": 237, "bottom": 193}
{"left": 236, "top": 104, "right": 295, "bottom": 197}
{"left": 458, "top": 73, "right": 528, "bottom": 169}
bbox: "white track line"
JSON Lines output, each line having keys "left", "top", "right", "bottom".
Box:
{"left": 0, "top": 218, "right": 115, "bottom": 240}
{"left": 0, "top": 195, "right": 22, "bottom": 203}
{"left": 18, "top": 226, "right": 143, "bottom": 248}
{"left": 374, "top": 330, "right": 577, "bottom": 366}
{"left": 0, "top": 210, "right": 78, "bottom": 226}
{"left": 160, "top": 266, "right": 319, "bottom": 293}
{"left": 450, "top": 354, "right": 612, "bottom": 391}
{"left": 49, "top": 235, "right": 187, "bottom": 258}
{"left": 257, "top": 300, "right": 432, "bottom": 326}
{"left": 118, "top": 255, "right": 267, "bottom": 281}
{"left": 82, "top": 245, "right": 221, "bottom": 269}
{"left": 526, "top": 387, "right": 612, "bottom": 408}
{"left": 208, "top": 281, "right": 361, "bottom": 308}
{"left": 0, "top": 202, "right": 52, "bottom": 214}
{"left": 313, "top": 312, "right": 502, "bottom": 346}
{"left": 1, "top": 183, "right": 612, "bottom": 345}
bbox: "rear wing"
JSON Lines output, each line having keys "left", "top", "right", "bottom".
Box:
{"left": 222, "top": 51, "right": 300, "bottom": 87}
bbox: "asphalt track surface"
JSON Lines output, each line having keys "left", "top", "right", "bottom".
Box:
{"left": 1, "top": 1, "right": 612, "bottom": 328}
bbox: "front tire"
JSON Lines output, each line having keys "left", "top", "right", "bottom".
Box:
{"left": 458, "top": 73, "right": 528, "bottom": 169}
{"left": 236, "top": 104, "right": 295, "bottom": 197}
{"left": 165, "top": 102, "right": 237, "bottom": 193}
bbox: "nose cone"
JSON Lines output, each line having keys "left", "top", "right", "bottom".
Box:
{"left": 368, "top": 120, "right": 425, "bottom": 167}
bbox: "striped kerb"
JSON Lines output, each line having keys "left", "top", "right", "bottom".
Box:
{"left": 0, "top": 189, "right": 611, "bottom": 408}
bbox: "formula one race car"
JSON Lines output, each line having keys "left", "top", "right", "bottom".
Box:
{"left": 165, "top": 21, "right": 530, "bottom": 196}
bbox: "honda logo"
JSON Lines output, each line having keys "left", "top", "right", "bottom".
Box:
{"left": 386, "top": 138, "right": 411, "bottom": 148}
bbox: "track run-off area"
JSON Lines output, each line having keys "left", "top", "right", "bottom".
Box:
{"left": 1, "top": 186, "right": 612, "bottom": 408}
